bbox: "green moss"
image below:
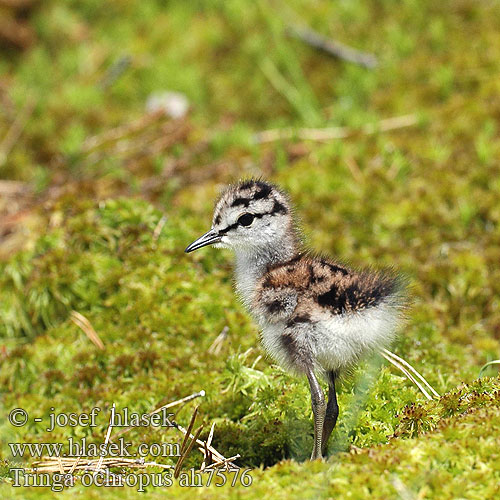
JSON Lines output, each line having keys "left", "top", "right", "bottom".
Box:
{"left": 1, "top": 189, "right": 499, "bottom": 497}
{"left": 1, "top": 0, "right": 500, "bottom": 498}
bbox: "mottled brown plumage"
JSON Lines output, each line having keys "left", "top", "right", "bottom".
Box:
{"left": 256, "top": 254, "right": 401, "bottom": 322}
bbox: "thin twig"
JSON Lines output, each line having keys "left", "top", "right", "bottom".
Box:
{"left": 174, "top": 424, "right": 204, "bottom": 479}
{"left": 288, "top": 25, "right": 378, "bottom": 68}
{"left": 206, "top": 422, "right": 215, "bottom": 450}
{"left": 68, "top": 456, "right": 81, "bottom": 476}
{"left": 180, "top": 406, "right": 199, "bottom": 455}
{"left": 174, "top": 422, "right": 230, "bottom": 465}
{"left": 254, "top": 114, "right": 419, "bottom": 144}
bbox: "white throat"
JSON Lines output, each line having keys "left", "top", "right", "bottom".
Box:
{"left": 233, "top": 233, "right": 298, "bottom": 307}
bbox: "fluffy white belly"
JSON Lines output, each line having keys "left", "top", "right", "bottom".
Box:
{"left": 259, "top": 302, "right": 399, "bottom": 375}
{"left": 259, "top": 321, "right": 292, "bottom": 370}
{"left": 314, "top": 302, "right": 399, "bottom": 371}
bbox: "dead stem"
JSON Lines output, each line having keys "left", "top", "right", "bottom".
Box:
{"left": 254, "top": 114, "right": 419, "bottom": 144}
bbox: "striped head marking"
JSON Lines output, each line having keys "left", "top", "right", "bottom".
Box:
{"left": 185, "top": 179, "right": 293, "bottom": 253}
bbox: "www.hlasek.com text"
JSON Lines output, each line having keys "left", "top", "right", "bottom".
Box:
{"left": 9, "top": 438, "right": 181, "bottom": 459}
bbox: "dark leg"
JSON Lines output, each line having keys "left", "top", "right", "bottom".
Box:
{"left": 306, "top": 367, "right": 326, "bottom": 460}
{"left": 321, "top": 370, "right": 339, "bottom": 456}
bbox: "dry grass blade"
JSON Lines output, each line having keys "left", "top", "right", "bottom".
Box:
{"left": 112, "top": 390, "right": 205, "bottom": 441}
{"left": 93, "top": 403, "right": 115, "bottom": 477}
{"left": 208, "top": 326, "right": 229, "bottom": 355}
{"left": 382, "top": 348, "right": 440, "bottom": 398}
{"left": 345, "top": 156, "right": 364, "bottom": 183}
{"left": 79, "top": 116, "right": 190, "bottom": 171}
{"left": 174, "top": 424, "right": 204, "bottom": 479}
{"left": 33, "top": 457, "right": 173, "bottom": 473}
{"left": 81, "top": 110, "right": 168, "bottom": 153}
{"left": 381, "top": 351, "right": 433, "bottom": 400}
{"left": 254, "top": 114, "right": 419, "bottom": 144}
{"left": 70, "top": 311, "right": 105, "bottom": 350}
{"left": 153, "top": 215, "right": 167, "bottom": 241}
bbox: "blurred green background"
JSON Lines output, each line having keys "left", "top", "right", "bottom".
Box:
{"left": 1, "top": 0, "right": 500, "bottom": 498}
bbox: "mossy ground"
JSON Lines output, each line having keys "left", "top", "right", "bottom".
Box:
{"left": 1, "top": 0, "right": 500, "bottom": 498}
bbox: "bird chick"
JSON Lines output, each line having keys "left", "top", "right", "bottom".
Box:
{"left": 185, "top": 179, "right": 405, "bottom": 459}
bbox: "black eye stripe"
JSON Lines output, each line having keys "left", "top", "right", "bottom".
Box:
{"left": 217, "top": 205, "right": 286, "bottom": 235}
{"left": 218, "top": 222, "right": 238, "bottom": 235}
{"left": 219, "top": 215, "right": 260, "bottom": 234}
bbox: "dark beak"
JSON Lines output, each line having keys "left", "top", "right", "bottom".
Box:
{"left": 185, "top": 229, "right": 222, "bottom": 253}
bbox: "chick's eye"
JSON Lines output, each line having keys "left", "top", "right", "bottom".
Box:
{"left": 238, "top": 213, "right": 254, "bottom": 227}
